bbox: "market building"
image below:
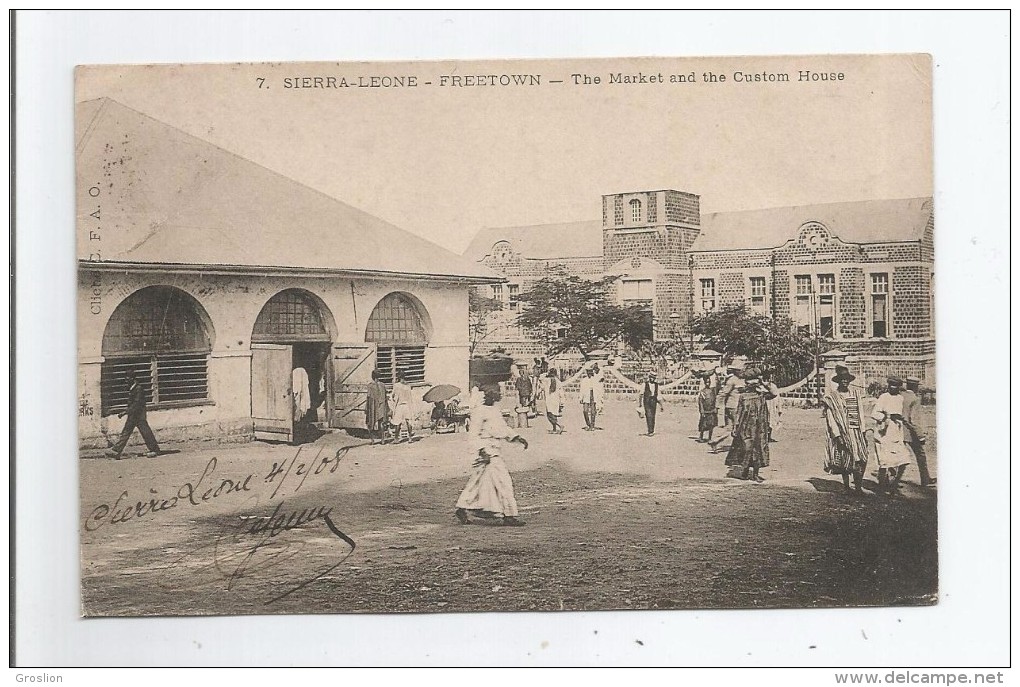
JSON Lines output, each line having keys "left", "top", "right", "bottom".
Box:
{"left": 77, "top": 98, "right": 500, "bottom": 450}
{"left": 465, "top": 189, "right": 935, "bottom": 386}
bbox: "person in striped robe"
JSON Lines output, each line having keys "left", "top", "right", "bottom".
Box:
{"left": 821, "top": 366, "right": 870, "bottom": 494}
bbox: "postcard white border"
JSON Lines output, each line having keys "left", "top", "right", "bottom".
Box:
{"left": 12, "top": 9, "right": 1012, "bottom": 669}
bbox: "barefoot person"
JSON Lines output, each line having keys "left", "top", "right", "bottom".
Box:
{"left": 388, "top": 372, "right": 416, "bottom": 443}
{"left": 365, "top": 369, "right": 391, "bottom": 445}
{"left": 708, "top": 358, "right": 745, "bottom": 452}
{"left": 106, "top": 370, "right": 161, "bottom": 459}
{"left": 723, "top": 367, "right": 772, "bottom": 482}
{"left": 455, "top": 385, "right": 529, "bottom": 526}
{"left": 541, "top": 368, "right": 564, "bottom": 434}
{"left": 696, "top": 373, "right": 718, "bottom": 443}
{"left": 821, "top": 365, "right": 869, "bottom": 493}
{"left": 902, "top": 376, "right": 935, "bottom": 487}
{"left": 870, "top": 376, "right": 915, "bottom": 496}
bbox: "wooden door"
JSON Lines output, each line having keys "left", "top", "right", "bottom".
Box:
{"left": 330, "top": 343, "right": 377, "bottom": 430}
{"left": 251, "top": 343, "right": 293, "bottom": 442}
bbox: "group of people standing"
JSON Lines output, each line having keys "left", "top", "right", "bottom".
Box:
{"left": 512, "top": 360, "right": 596, "bottom": 435}
{"left": 365, "top": 370, "right": 418, "bottom": 445}
{"left": 822, "top": 369, "right": 933, "bottom": 496}
{"left": 691, "top": 359, "right": 781, "bottom": 482}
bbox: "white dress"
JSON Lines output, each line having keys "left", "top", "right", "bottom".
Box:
{"left": 542, "top": 377, "right": 562, "bottom": 417}
{"left": 870, "top": 392, "right": 914, "bottom": 470}
{"left": 455, "top": 404, "right": 520, "bottom": 517}
{"left": 291, "top": 367, "right": 311, "bottom": 421}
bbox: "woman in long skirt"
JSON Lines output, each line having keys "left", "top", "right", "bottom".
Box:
{"left": 724, "top": 367, "right": 772, "bottom": 482}
{"left": 455, "top": 385, "right": 529, "bottom": 526}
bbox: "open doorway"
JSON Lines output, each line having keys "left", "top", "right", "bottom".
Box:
{"left": 251, "top": 289, "right": 337, "bottom": 444}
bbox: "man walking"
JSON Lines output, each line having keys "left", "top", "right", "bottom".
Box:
{"left": 902, "top": 376, "right": 935, "bottom": 487}
{"left": 106, "top": 371, "right": 161, "bottom": 459}
{"left": 579, "top": 365, "right": 605, "bottom": 431}
{"left": 638, "top": 372, "right": 664, "bottom": 436}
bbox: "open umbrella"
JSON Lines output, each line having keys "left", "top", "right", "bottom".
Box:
{"left": 422, "top": 384, "right": 461, "bottom": 404}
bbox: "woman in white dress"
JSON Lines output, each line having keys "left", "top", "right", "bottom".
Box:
{"left": 388, "top": 372, "right": 416, "bottom": 443}
{"left": 870, "top": 376, "right": 914, "bottom": 495}
{"left": 455, "top": 385, "right": 529, "bottom": 526}
{"left": 541, "top": 368, "right": 564, "bottom": 434}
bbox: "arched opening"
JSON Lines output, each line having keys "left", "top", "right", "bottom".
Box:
{"left": 630, "top": 198, "right": 642, "bottom": 223}
{"left": 100, "top": 285, "right": 214, "bottom": 416}
{"left": 251, "top": 289, "right": 337, "bottom": 431}
{"left": 365, "top": 292, "right": 431, "bottom": 384}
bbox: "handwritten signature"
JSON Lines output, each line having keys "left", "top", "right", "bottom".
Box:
{"left": 85, "top": 445, "right": 365, "bottom": 604}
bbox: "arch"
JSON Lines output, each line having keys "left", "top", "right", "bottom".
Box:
{"left": 365, "top": 292, "right": 433, "bottom": 384}
{"left": 629, "top": 198, "right": 642, "bottom": 223}
{"left": 100, "top": 285, "right": 215, "bottom": 415}
{"left": 365, "top": 291, "right": 434, "bottom": 344}
{"left": 252, "top": 288, "right": 338, "bottom": 343}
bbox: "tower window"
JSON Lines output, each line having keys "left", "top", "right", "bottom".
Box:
{"left": 630, "top": 198, "right": 642, "bottom": 223}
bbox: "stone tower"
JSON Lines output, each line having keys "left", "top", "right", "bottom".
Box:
{"left": 602, "top": 190, "right": 701, "bottom": 341}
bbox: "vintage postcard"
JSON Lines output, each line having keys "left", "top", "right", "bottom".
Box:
{"left": 77, "top": 54, "right": 936, "bottom": 616}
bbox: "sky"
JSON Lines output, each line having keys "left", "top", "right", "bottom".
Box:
{"left": 76, "top": 54, "right": 932, "bottom": 255}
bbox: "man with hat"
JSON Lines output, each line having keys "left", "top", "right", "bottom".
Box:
{"left": 106, "top": 370, "right": 161, "bottom": 459}
{"left": 723, "top": 366, "right": 772, "bottom": 482}
{"left": 870, "top": 375, "right": 915, "bottom": 495}
{"left": 579, "top": 364, "right": 605, "bottom": 431}
{"left": 637, "top": 371, "right": 664, "bottom": 436}
{"left": 708, "top": 357, "right": 746, "bottom": 451}
{"left": 821, "top": 365, "right": 869, "bottom": 493}
{"left": 902, "top": 375, "right": 935, "bottom": 487}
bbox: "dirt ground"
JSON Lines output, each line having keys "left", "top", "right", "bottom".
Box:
{"left": 80, "top": 400, "right": 938, "bottom": 616}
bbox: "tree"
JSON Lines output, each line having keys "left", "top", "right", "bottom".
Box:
{"left": 514, "top": 276, "right": 651, "bottom": 359}
{"left": 468, "top": 288, "right": 504, "bottom": 356}
{"left": 692, "top": 304, "right": 817, "bottom": 386}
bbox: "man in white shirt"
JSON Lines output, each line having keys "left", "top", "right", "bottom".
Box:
{"left": 578, "top": 366, "right": 605, "bottom": 431}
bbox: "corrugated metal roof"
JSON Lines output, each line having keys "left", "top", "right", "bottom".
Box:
{"left": 691, "top": 197, "right": 932, "bottom": 252}
{"left": 463, "top": 220, "right": 604, "bottom": 262}
{"left": 76, "top": 98, "right": 501, "bottom": 281}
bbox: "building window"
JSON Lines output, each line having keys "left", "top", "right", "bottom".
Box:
{"left": 871, "top": 273, "right": 889, "bottom": 338}
{"left": 621, "top": 278, "right": 654, "bottom": 305}
{"left": 100, "top": 286, "right": 212, "bottom": 415}
{"left": 700, "top": 278, "right": 716, "bottom": 312}
{"left": 365, "top": 293, "right": 430, "bottom": 384}
{"left": 749, "top": 276, "right": 767, "bottom": 312}
{"left": 253, "top": 290, "right": 330, "bottom": 342}
{"left": 492, "top": 284, "right": 504, "bottom": 302}
{"left": 630, "top": 198, "right": 642, "bottom": 223}
{"left": 817, "top": 274, "right": 835, "bottom": 336}
{"left": 508, "top": 284, "right": 520, "bottom": 311}
{"left": 793, "top": 275, "right": 813, "bottom": 333}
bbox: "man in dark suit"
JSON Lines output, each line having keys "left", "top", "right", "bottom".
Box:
{"left": 106, "top": 371, "right": 161, "bottom": 459}
{"left": 638, "top": 372, "right": 665, "bottom": 436}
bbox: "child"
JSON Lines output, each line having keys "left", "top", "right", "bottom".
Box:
{"left": 697, "top": 373, "right": 718, "bottom": 442}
